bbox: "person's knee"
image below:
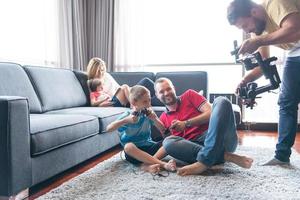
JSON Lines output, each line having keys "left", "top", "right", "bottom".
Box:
{"left": 124, "top": 143, "right": 136, "bottom": 154}
{"left": 213, "top": 96, "right": 232, "bottom": 111}
{"left": 163, "top": 136, "right": 180, "bottom": 151}
{"left": 121, "top": 84, "right": 129, "bottom": 90}
{"left": 278, "top": 94, "right": 298, "bottom": 113}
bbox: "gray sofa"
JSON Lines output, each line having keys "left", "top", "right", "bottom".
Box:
{"left": 0, "top": 62, "right": 240, "bottom": 198}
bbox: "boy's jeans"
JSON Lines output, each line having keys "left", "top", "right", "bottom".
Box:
{"left": 163, "top": 97, "right": 238, "bottom": 167}
{"left": 276, "top": 56, "right": 300, "bottom": 162}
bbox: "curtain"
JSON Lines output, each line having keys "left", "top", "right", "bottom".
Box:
{"left": 114, "top": 0, "right": 146, "bottom": 72}
{"left": 58, "top": 0, "right": 87, "bottom": 70}
{"left": 58, "top": 0, "right": 114, "bottom": 71}
{"left": 87, "top": 0, "right": 115, "bottom": 72}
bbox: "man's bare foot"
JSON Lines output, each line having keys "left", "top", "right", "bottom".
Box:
{"left": 163, "top": 159, "right": 177, "bottom": 172}
{"left": 141, "top": 164, "right": 161, "bottom": 173}
{"left": 225, "top": 152, "right": 253, "bottom": 169}
{"left": 177, "top": 162, "right": 208, "bottom": 176}
{"left": 260, "top": 158, "right": 290, "bottom": 166}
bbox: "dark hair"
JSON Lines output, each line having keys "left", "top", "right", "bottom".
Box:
{"left": 87, "top": 78, "right": 102, "bottom": 92}
{"left": 227, "top": 0, "right": 255, "bottom": 25}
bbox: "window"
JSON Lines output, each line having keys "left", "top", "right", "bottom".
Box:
{"left": 0, "top": 0, "right": 59, "bottom": 66}
{"left": 115, "top": 0, "right": 242, "bottom": 67}
{"left": 115, "top": 0, "right": 243, "bottom": 94}
{"left": 142, "top": 0, "right": 242, "bottom": 65}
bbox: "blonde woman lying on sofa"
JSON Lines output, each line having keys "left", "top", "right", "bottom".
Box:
{"left": 86, "top": 57, "right": 156, "bottom": 107}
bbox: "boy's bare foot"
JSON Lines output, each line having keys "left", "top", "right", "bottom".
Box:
{"left": 163, "top": 159, "right": 177, "bottom": 172}
{"left": 225, "top": 152, "right": 253, "bottom": 169}
{"left": 141, "top": 163, "right": 161, "bottom": 173}
{"left": 177, "top": 162, "right": 208, "bottom": 176}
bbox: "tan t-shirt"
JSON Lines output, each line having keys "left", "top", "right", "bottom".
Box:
{"left": 262, "top": 0, "right": 300, "bottom": 56}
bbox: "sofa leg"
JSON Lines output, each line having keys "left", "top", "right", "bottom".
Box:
{"left": 0, "top": 189, "right": 29, "bottom": 200}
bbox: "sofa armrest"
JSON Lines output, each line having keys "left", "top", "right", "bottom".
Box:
{"left": 0, "top": 96, "right": 32, "bottom": 196}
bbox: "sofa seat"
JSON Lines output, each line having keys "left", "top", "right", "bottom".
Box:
{"left": 30, "top": 114, "right": 99, "bottom": 156}
{"left": 47, "top": 107, "right": 129, "bottom": 133}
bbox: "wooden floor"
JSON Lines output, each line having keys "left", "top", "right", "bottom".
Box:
{"left": 29, "top": 131, "right": 300, "bottom": 199}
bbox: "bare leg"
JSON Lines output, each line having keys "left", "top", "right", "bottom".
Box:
{"left": 121, "top": 84, "right": 130, "bottom": 101}
{"left": 177, "top": 162, "right": 208, "bottom": 176}
{"left": 177, "top": 152, "right": 253, "bottom": 176}
{"left": 115, "top": 87, "right": 129, "bottom": 106}
{"left": 224, "top": 152, "right": 253, "bottom": 169}
{"left": 153, "top": 146, "right": 168, "bottom": 160}
{"left": 141, "top": 163, "right": 161, "bottom": 173}
{"left": 124, "top": 143, "right": 176, "bottom": 171}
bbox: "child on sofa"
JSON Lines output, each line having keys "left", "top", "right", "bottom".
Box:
{"left": 106, "top": 85, "right": 176, "bottom": 173}
{"left": 88, "top": 78, "right": 128, "bottom": 107}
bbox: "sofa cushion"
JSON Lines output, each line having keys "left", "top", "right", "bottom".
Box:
{"left": 24, "top": 66, "right": 88, "bottom": 112}
{"left": 155, "top": 71, "right": 208, "bottom": 98}
{"left": 30, "top": 114, "right": 99, "bottom": 156}
{"left": 47, "top": 107, "right": 129, "bottom": 133}
{"left": 0, "top": 62, "right": 42, "bottom": 113}
{"left": 73, "top": 70, "right": 91, "bottom": 106}
{"left": 110, "top": 72, "right": 155, "bottom": 86}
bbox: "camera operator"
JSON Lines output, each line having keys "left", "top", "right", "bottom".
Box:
{"left": 227, "top": 0, "right": 300, "bottom": 166}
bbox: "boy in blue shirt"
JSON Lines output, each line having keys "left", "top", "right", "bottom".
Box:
{"left": 106, "top": 85, "right": 176, "bottom": 173}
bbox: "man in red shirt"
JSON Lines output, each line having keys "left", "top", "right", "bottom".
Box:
{"left": 155, "top": 78, "right": 253, "bottom": 175}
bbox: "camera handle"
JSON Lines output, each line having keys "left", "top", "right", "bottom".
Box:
{"left": 231, "top": 40, "right": 281, "bottom": 109}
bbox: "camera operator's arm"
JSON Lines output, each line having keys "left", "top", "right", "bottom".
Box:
{"left": 236, "top": 46, "right": 269, "bottom": 93}
{"left": 238, "top": 12, "right": 300, "bottom": 55}
{"left": 253, "top": 13, "right": 300, "bottom": 50}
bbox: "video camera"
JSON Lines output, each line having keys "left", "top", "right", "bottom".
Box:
{"left": 231, "top": 40, "right": 281, "bottom": 109}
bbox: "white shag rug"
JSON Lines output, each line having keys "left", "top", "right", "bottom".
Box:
{"left": 37, "top": 146, "right": 300, "bottom": 200}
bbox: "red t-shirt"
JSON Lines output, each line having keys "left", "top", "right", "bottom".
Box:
{"left": 90, "top": 91, "right": 100, "bottom": 100}
{"left": 159, "top": 89, "right": 209, "bottom": 140}
{"left": 90, "top": 91, "right": 110, "bottom": 102}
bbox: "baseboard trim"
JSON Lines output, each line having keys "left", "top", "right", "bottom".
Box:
{"left": 238, "top": 122, "right": 300, "bottom": 131}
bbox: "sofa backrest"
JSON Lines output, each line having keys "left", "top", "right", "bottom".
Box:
{"left": 155, "top": 71, "right": 208, "bottom": 98}
{"left": 0, "top": 62, "right": 42, "bottom": 113}
{"left": 73, "top": 70, "right": 91, "bottom": 106}
{"left": 110, "top": 72, "right": 155, "bottom": 86}
{"left": 24, "top": 66, "right": 88, "bottom": 112}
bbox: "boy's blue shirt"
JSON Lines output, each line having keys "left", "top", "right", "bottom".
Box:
{"left": 117, "top": 110, "right": 155, "bottom": 147}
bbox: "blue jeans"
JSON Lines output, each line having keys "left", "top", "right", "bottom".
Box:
{"left": 276, "top": 56, "right": 300, "bottom": 162}
{"left": 163, "top": 97, "right": 238, "bottom": 167}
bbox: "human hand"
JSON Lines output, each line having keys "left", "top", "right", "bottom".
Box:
{"left": 235, "top": 79, "right": 248, "bottom": 95}
{"left": 146, "top": 108, "right": 158, "bottom": 120}
{"left": 170, "top": 120, "right": 186, "bottom": 132}
{"left": 238, "top": 38, "right": 261, "bottom": 55}
{"left": 124, "top": 114, "right": 138, "bottom": 124}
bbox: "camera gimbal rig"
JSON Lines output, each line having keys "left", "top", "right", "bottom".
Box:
{"left": 231, "top": 40, "right": 281, "bottom": 109}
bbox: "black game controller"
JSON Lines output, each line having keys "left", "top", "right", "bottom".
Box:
{"left": 132, "top": 108, "right": 151, "bottom": 117}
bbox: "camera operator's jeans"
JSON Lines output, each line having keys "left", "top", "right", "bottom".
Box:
{"left": 162, "top": 97, "right": 238, "bottom": 167}
{"left": 276, "top": 56, "right": 300, "bottom": 162}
